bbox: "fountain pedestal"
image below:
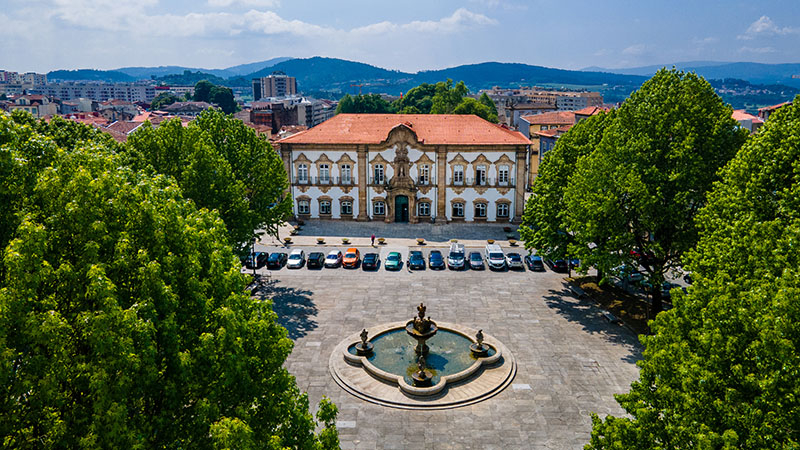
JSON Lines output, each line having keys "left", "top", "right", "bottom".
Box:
{"left": 405, "top": 303, "right": 438, "bottom": 355}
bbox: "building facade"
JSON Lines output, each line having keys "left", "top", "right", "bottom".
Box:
{"left": 36, "top": 82, "right": 156, "bottom": 103}
{"left": 278, "top": 114, "right": 531, "bottom": 223}
{"left": 252, "top": 72, "right": 297, "bottom": 100}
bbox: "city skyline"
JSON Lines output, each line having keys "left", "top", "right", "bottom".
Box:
{"left": 3, "top": 0, "right": 800, "bottom": 74}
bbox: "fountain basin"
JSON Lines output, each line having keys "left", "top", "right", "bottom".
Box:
{"left": 343, "top": 323, "right": 501, "bottom": 396}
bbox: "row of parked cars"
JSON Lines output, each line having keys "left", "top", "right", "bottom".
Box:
{"left": 243, "top": 243, "right": 556, "bottom": 272}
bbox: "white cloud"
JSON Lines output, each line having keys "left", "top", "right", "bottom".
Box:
{"left": 351, "top": 8, "right": 496, "bottom": 35}
{"left": 692, "top": 36, "right": 718, "bottom": 45}
{"left": 739, "top": 46, "right": 777, "bottom": 54}
{"left": 738, "top": 15, "right": 799, "bottom": 40}
{"left": 622, "top": 44, "right": 646, "bottom": 56}
{"left": 208, "top": 0, "right": 279, "bottom": 8}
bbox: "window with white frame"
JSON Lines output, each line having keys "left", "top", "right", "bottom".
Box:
{"left": 374, "top": 201, "right": 385, "bottom": 215}
{"left": 418, "top": 202, "right": 430, "bottom": 216}
{"left": 497, "top": 203, "right": 509, "bottom": 218}
{"left": 453, "top": 165, "right": 464, "bottom": 184}
{"left": 297, "top": 164, "right": 308, "bottom": 183}
{"left": 341, "top": 201, "right": 352, "bottom": 215}
{"left": 419, "top": 164, "right": 430, "bottom": 185}
{"left": 320, "top": 200, "right": 331, "bottom": 215}
{"left": 498, "top": 165, "right": 509, "bottom": 184}
{"left": 298, "top": 199, "right": 310, "bottom": 214}
{"left": 319, "top": 164, "right": 330, "bottom": 183}
{"left": 374, "top": 164, "right": 384, "bottom": 184}
{"left": 341, "top": 164, "right": 351, "bottom": 184}
{"left": 452, "top": 202, "right": 464, "bottom": 218}
{"left": 475, "top": 202, "right": 487, "bottom": 218}
{"left": 476, "top": 165, "right": 487, "bottom": 185}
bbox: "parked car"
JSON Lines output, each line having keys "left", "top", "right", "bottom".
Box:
{"left": 614, "top": 264, "right": 643, "bottom": 283}
{"left": 468, "top": 251, "right": 485, "bottom": 270}
{"left": 569, "top": 258, "right": 580, "bottom": 269}
{"left": 524, "top": 254, "right": 545, "bottom": 271}
{"left": 447, "top": 243, "right": 466, "bottom": 270}
{"left": 428, "top": 250, "right": 445, "bottom": 270}
{"left": 267, "top": 252, "right": 287, "bottom": 269}
{"left": 362, "top": 252, "right": 380, "bottom": 270}
{"left": 408, "top": 251, "right": 426, "bottom": 270}
{"left": 683, "top": 272, "right": 693, "bottom": 284}
{"left": 343, "top": 247, "right": 361, "bottom": 268}
{"left": 307, "top": 252, "right": 325, "bottom": 269}
{"left": 485, "top": 244, "right": 506, "bottom": 270}
{"left": 324, "top": 250, "right": 343, "bottom": 268}
{"left": 286, "top": 249, "right": 305, "bottom": 269}
{"left": 244, "top": 251, "right": 268, "bottom": 269}
{"left": 385, "top": 252, "right": 403, "bottom": 270}
{"left": 506, "top": 252, "right": 524, "bottom": 270}
{"left": 546, "top": 259, "right": 568, "bottom": 273}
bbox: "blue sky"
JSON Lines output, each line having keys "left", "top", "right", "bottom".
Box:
{"left": 3, "top": 0, "right": 799, "bottom": 73}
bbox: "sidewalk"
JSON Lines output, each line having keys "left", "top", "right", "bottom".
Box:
{"left": 258, "top": 220, "right": 524, "bottom": 249}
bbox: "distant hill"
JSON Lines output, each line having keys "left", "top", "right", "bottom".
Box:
{"left": 588, "top": 61, "right": 800, "bottom": 88}
{"left": 47, "top": 69, "right": 136, "bottom": 83}
{"left": 115, "top": 57, "right": 293, "bottom": 80}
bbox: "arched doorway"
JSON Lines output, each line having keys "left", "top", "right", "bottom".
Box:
{"left": 394, "top": 195, "right": 409, "bottom": 223}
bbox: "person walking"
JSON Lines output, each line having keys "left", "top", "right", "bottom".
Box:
{"left": 371, "top": 234, "right": 375, "bottom": 247}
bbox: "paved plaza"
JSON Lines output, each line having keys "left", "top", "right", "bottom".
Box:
{"left": 253, "top": 242, "right": 642, "bottom": 449}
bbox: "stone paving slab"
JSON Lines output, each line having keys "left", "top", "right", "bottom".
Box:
{"left": 253, "top": 244, "right": 642, "bottom": 449}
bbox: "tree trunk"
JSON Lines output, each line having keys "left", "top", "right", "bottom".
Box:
{"left": 596, "top": 268, "right": 605, "bottom": 285}
{"left": 651, "top": 285, "right": 663, "bottom": 316}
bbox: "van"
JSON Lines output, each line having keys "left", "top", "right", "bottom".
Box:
{"left": 485, "top": 244, "right": 506, "bottom": 270}
{"left": 447, "top": 243, "right": 466, "bottom": 270}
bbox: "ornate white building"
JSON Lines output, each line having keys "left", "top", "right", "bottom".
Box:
{"left": 277, "top": 114, "right": 531, "bottom": 223}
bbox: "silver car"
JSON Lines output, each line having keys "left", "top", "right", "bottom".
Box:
{"left": 286, "top": 249, "right": 305, "bottom": 269}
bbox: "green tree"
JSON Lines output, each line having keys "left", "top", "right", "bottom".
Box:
{"left": 124, "top": 109, "right": 292, "bottom": 250}
{"left": 478, "top": 92, "right": 498, "bottom": 116}
{"left": 335, "top": 93, "right": 394, "bottom": 114}
{"left": 430, "top": 79, "right": 469, "bottom": 114}
{"left": 520, "top": 111, "right": 615, "bottom": 266}
{"left": 193, "top": 80, "right": 215, "bottom": 102}
{"left": 209, "top": 85, "right": 238, "bottom": 114}
{"left": 554, "top": 69, "right": 746, "bottom": 313}
{"left": 392, "top": 83, "right": 437, "bottom": 114}
{"left": 0, "top": 122, "right": 338, "bottom": 448}
{"left": 452, "top": 97, "right": 499, "bottom": 123}
{"left": 587, "top": 97, "right": 800, "bottom": 449}
{"left": 151, "top": 92, "right": 181, "bottom": 110}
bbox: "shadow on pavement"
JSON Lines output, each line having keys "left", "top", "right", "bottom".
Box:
{"left": 543, "top": 286, "right": 643, "bottom": 364}
{"left": 258, "top": 280, "right": 318, "bottom": 340}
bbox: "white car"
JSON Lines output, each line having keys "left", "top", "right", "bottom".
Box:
{"left": 324, "top": 250, "right": 343, "bottom": 268}
{"left": 286, "top": 249, "right": 305, "bottom": 269}
{"left": 485, "top": 244, "right": 506, "bottom": 270}
{"left": 505, "top": 252, "right": 524, "bottom": 270}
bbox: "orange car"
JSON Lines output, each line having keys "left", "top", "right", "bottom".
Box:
{"left": 342, "top": 247, "right": 361, "bottom": 268}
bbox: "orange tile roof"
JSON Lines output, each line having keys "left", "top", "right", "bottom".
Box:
{"left": 278, "top": 114, "right": 530, "bottom": 146}
{"left": 520, "top": 111, "right": 575, "bottom": 125}
{"left": 732, "top": 109, "right": 763, "bottom": 123}
{"left": 758, "top": 101, "right": 791, "bottom": 112}
{"left": 534, "top": 124, "right": 573, "bottom": 138}
{"left": 574, "top": 106, "right": 608, "bottom": 116}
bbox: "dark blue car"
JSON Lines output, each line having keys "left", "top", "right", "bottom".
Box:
{"left": 408, "top": 251, "right": 426, "bottom": 270}
{"left": 428, "top": 250, "right": 445, "bottom": 270}
{"left": 524, "top": 254, "right": 545, "bottom": 271}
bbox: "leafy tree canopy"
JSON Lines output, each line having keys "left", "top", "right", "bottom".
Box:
{"left": 588, "top": 97, "right": 800, "bottom": 449}
{"left": 392, "top": 83, "right": 437, "bottom": 114}
{"left": 193, "top": 80, "right": 215, "bottom": 103}
{"left": 150, "top": 92, "right": 182, "bottom": 110}
{"left": 430, "top": 79, "right": 469, "bottom": 114}
{"left": 335, "top": 93, "right": 395, "bottom": 114}
{"left": 124, "top": 109, "right": 292, "bottom": 250}
{"left": 452, "top": 97, "right": 499, "bottom": 123}
{"left": 209, "top": 85, "right": 238, "bottom": 114}
{"left": 524, "top": 68, "right": 747, "bottom": 313}
{"left": 0, "top": 112, "right": 338, "bottom": 448}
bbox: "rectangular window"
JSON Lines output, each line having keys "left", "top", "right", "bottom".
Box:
{"left": 319, "top": 164, "right": 330, "bottom": 183}
{"left": 341, "top": 164, "right": 351, "bottom": 184}
{"left": 418, "top": 202, "right": 430, "bottom": 216}
{"left": 475, "top": 203, "right": 487, "bottom": 218}
{"left": 374, "top": 164, "right": 384, "bottom": 184}
{"left": 320, "top": 200, "right": 331, "bottom": 215}
{"left": 298, "top": 164, "right": 308, "bottom": 183}
{"left": 374, "top": 201, "right": 385, "bottom": 215}
{"left": 298, "top": 200, "right": 310, "bottom": 214}
{"left": 476, "top": 165, "right": 487, "bottom": 186}
{"left": 341, "top": 201, "right": 352, "bottom": 215}
{"left": 498, "top": 165, "right": 509, "bottom": 185}
{"left": 419, "top": 164, "right": 430, "bottom": 185}
{"left": 452, "top": 202, "right": 464, "bottom": 218}
{"left": 497, "top": 203, "right": 509, "bottom": 218}
{"left": 453, "top": 165, "right": 464, "bottom": 184}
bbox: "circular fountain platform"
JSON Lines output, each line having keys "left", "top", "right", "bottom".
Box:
{"left": 330, "top": 321, "right": 516, "bottom": 410}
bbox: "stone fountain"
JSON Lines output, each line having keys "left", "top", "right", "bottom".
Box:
{"left": 332, "top": 303, "right": 516, "bottom": 407}
{"left": 405, "top": 303, "right": 438, "bottom": 355}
